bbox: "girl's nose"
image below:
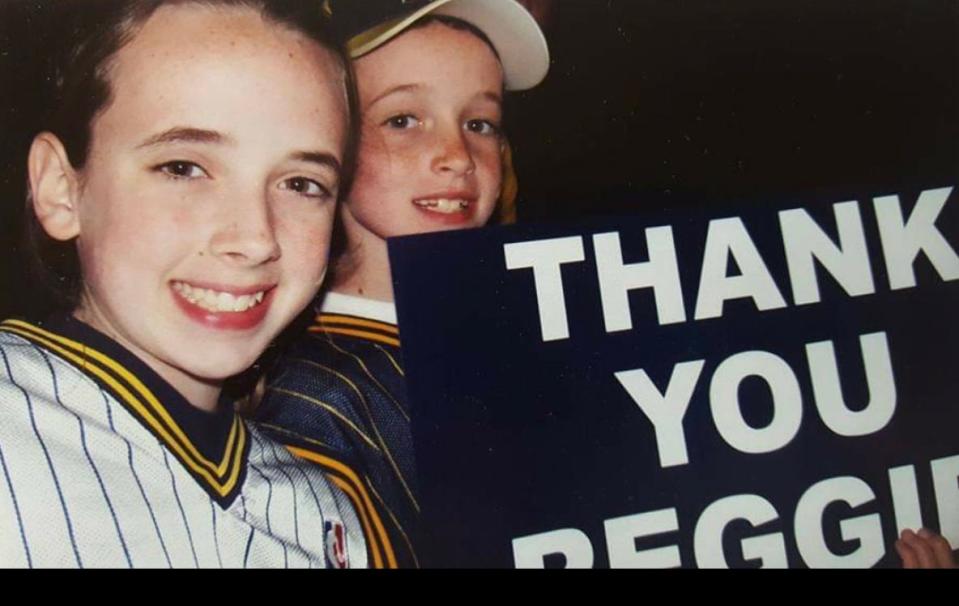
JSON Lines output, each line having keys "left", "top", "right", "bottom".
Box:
{"left": 431, "top": 127, "right": 476, "bottom": 177}
{"left": 209, "top": 192, "right": 280, "bottom": 266}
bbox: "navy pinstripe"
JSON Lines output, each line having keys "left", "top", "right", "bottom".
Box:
{"left": 242, "top": 493, "right": 256, "bottom": 569}
{"left": 248, "top": 438, "right": 287, "bottom": 567}
{"left": 265, "top": 438, "right": 302, "bottom": 545}
{"left": 210, "top": 501, "right": 223, "bottom": 567}
{"left": 0, "top": 318, "right": 368, "bottom": 568}
{"left": 0, "top": 442, "right": 30, "bottom": 566}
{"left": 7, "top": 348, "right": 83, "bottom": 567}
{"left": 0, "top": 348, "right": 32, "bottom": 567}
{"left": 162, "top": 449, "right": 199, "bottom": 568}
{"left": 105, "top": 390, "right": 173, "bottom": 566}
{"left": 42, "top": 352, "right": 132, "bottom": 567}
{"left": 268, "top": 438, "right": 325, "bottom": 570}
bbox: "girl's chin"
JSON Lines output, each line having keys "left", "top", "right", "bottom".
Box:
{"left": 173, "top": 343, "right": 268, "bottom": 383}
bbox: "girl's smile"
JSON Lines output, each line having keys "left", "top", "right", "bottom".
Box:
{"left": 170, "top": 281, "right": 275, "bottom": 331}
{"left": 34, "top": 4, "right": 349, "bottom": 409}
{"left": 411, "top": 189, "right": 480, "bottom": 223}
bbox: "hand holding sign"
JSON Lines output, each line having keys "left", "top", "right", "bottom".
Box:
{"left": 896, "top": 529, "right": 956, "bottom": 569}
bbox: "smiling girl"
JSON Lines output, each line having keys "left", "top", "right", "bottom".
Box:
{"left": 253, "top": 0, "right": 549, "bottom": 568}
{"left": 0, "top": 0, "right": 366, "bottom": 567}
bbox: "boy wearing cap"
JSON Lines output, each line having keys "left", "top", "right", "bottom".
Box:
{"left": 252, "top": 0, "right": 549, "bottom": 568}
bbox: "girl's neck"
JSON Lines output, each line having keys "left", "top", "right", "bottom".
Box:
{"left": 171, "top": 375, "right": 222, "bottom": 414}
{"left": 330, "top": 234, "right": 395, "bottom": 303}
{"left": 72, "top": 305, "right": 222, "bottom": 413}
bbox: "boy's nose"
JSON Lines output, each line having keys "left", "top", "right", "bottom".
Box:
{"left": 431, "top": 128, "right": 475, "bottom": 176}
{"left": 209, "top": 193, "right": 281, "bottom": 266}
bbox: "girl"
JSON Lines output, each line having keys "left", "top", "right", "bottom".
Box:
{"left": 0, "top": 0, "right": 366, "bottom": 568}
{"left": 253, "top": 0, "right": 549, "bottom": 568}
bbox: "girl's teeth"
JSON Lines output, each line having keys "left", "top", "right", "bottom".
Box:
{"left": 414, "top": 198, "right": 470, "bottom": 214}
{"left": 173, "top": 282, "right": 266, "bottom": 313}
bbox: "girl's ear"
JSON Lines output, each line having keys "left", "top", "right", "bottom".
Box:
{"left": 28, "top": 132, "right": 82, "bottom": 241}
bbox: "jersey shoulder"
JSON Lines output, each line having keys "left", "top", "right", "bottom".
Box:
{"left": 256, "top": 324, "right": 408, "bottom": 455}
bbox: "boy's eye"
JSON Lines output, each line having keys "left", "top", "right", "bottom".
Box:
{"left": 155, "top": 160, "right": 208, "bottom": 179}
{"left": 279, "top": 176, "right": 331, "bottom": 199}
{"left": 465, "top": 119, "right": 500, "bottom": 136}
{"left": 383, "top": 114, "right": 420, "bottom": 129}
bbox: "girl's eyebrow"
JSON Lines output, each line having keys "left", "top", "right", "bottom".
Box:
{"left": 134, "top": 127, "right": 340, "bottom": 175}
{"left": 136, "top": 127, "right": 229, "bottom": 149}
{"left": 478, "top": 91, "right": 503, "bottom": 105}
{"left": 367, "top": 83, "right": 421, "bottom": 108}
{"left": 289, "top": 151, "right": 342, "bottom": 178}
{"left": 367, "top": 85, "right": 503, "bottom": 110}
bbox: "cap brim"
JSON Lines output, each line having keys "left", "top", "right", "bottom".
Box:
{"left": 347, "top": 0, "right": 549, "bottom": 91}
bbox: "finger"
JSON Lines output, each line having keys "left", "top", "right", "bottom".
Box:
{"left": 901, "top": 529, "right": 938, "bottom": 568}
{"left": 918, "top": 529, "right": 956, "bottom": 569}
{"left": 895, "top": 537, "right": 919, "bottom": 569}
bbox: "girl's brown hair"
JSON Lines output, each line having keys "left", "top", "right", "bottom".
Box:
{"left": 24, "top": 0, "right": 358, "bottom": 316}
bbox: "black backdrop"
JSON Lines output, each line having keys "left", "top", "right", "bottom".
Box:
{"left": 1, "top": 0, "right": 957, "bottom": 317}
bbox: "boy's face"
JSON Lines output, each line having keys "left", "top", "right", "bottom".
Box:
{"left": 65, "top": 5, "right": 347, "bottom": 402}
{"left": 344, "top": 21, "right": 504, "bottom": 245}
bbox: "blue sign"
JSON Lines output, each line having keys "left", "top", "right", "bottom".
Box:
{"left": 389, "top": 186, "right": 959, "bottom": 568}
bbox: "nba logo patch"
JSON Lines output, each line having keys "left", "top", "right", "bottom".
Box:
{"left": 324, "top": 520, "right": 349, "bottom": 568}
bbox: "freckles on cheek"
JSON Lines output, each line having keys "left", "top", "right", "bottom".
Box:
{"left": 356, "top": 132, "right": 407, "bottom": 179}
{"left": 354, "top": 153, "right": 388, "bottom": 186}
{"left": 282, "top": 215, "right": 335, "bottom": 281}
{"left": 478, "top": 145, "right": 504, "bottom": 173}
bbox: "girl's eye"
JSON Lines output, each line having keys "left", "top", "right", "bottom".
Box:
{"left": 279, "top": 176, "right": 331, "bottom": 199}
{"left": 465, "top": 119, "right": 500, "bottom": 136}
{"left": 155, "top": 160, "right": 208, "bottom": 179}
{"left": 383, "top": 114, "right": 419, "bottom": 129}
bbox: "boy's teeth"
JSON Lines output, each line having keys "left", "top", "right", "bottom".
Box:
{"left": 172, "top": 282, "right": 266, "bottom": 313}
{"left": 414, "top": 198, "right": 469, "bottom": 214}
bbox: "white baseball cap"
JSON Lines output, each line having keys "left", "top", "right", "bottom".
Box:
{"left": 327, "top": 0, "right": 550, "bottom": 90}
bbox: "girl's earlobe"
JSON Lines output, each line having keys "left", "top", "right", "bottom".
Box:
{"left": 28, "top": 132, "right": 82, "bottom": 241}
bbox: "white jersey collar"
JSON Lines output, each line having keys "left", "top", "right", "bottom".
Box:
{"left": 319, "top": 291, "right": 398, "bottom": 325}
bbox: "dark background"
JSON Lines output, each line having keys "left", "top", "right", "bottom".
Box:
{"left": 506, "top": 0, "right": 957, "bottom": 221}
{"left": 2, "top": 0, "right": 957, "bottom": 317}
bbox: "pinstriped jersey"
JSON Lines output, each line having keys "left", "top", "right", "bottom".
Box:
{"left": 254, "top": 293, "right": 419, "bottom": 568}
{"left": 0, "top": 316, "right": 367, "bottom": 568}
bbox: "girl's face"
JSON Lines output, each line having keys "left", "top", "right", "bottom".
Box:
{"left": 343, "top": 21, "right": 504, "bottom": 245}
{"left": 61, "top": 5, "right": 348, "bottom": 400}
